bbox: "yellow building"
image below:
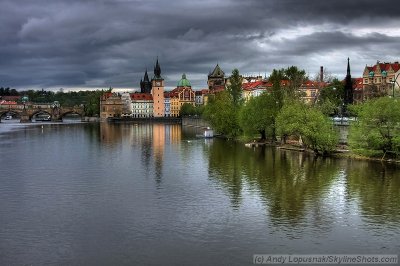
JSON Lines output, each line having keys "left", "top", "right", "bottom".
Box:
{"left": 298, "top": 81, "right": 327, "bottom": 104}
{"left": 168, "top": 74, "right": 195, "bottom": 117}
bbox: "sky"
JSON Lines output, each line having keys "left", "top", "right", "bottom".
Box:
{"left": 1, "top": 0, "right": 400, "bottom": 91}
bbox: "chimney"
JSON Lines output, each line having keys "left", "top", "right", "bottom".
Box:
{"left": 320, "top": 66, "right": 324, "bottom": 82}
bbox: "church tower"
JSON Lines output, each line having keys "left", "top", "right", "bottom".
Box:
{"left": 151, "top": 58, "right": 165, "bottom": 117}
{"left": 208, "top": 64, "right": 225, "bottom": 92}
{"left": 344, "top": 58, "right": 353, "bottom": 113}
{"left": 140, "top": 69, "right": 152, "bottom": 94}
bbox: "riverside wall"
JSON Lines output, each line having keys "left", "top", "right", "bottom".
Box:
{"left": 181, "top": 117, "right": 210, "bottom": 128}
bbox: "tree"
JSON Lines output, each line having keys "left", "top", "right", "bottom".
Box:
{"left": 349, "top": 97, "right": 400, "bottom": 158}
{"left": 269, "top": 69, "right": 285, "bottom": 109}
{"left": 276, "top": 100, "right": 338, "bottom": 155}
{"left": 227, "top": 68, "right": 243, "bottom": 107}
{"left": 180, "top": 103, "right": 196, "bottom": 116}
{"left": 363, "top": 84, "right": 386, "bottom": 100}
{"left": 203, "top": 91, "right": 241, "bottom": 137}
{"left": 239, "top": 92, "right": 278, "bottom": 140}
{"left": 283, "top": 66, "right": 307, "bottom": 98}
{"left": 84, "top": 90, "right": 104, "bottom": 116}
{"left": 316, "top": 78, "right": 345, "bottom": 115}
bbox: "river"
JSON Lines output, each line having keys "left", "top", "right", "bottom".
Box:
{"left": 0, "top": 122, "right": 399, "bottom": 265}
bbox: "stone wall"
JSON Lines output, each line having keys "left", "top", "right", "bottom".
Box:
{"left": 181, "top": 116, "right": 210, "bottom": 128}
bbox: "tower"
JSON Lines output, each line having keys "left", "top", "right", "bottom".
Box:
{"left": 151, "top": 58, "right": 165, "bottom": 117}
{"left": 140, "top": 69, "right": 152, "bottom": 94}
{"left": 344, "top": 58, "right": 353, "bottom": 109}
{"left": 208, "top": 64, "right": 225, "bottom": 92}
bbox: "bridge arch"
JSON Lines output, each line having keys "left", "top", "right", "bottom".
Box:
{"left": 58, "top": 111, "right": 84, "bottom": 120}
{"left": 0, "top": 110, "right": 22, "bottom": 122}
{"left": 31, "top": 110, "right": 53, "bottom": 121}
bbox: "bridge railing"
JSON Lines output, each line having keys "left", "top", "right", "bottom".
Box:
{"left": 0, "top": 104, "right": 25, "bottom": 110}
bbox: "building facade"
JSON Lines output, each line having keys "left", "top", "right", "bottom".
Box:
{"left": 164, "top": 94, "right": 171, "bottom": 117}
{"left": 131, "top": 93, "right": 153, "bottom": 118}
{"left": 363, "top": 61, "right": 400, "bottom": 98}
{"left": 100, "top": 93, "right": 125, "bottom": 120}
{"left": 169, "top": 74, "right": 196, "bottom": 117}
{"left": 241, "top": 80, "right": 269, "bottom": 102}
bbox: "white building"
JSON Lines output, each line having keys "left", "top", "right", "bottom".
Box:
{"left": 131, "top": 93, "right": 153, "bottom": 118}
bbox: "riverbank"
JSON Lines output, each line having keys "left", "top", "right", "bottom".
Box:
{"left": 241, "top": 138, "right": 400, "bottom": 164}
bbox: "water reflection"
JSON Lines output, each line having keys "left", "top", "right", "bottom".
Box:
{"left": 345, "top": 161, "right": 400, "bottom": 226}
{"left": 206, "top": 139, "right": 400, "bottom": 237}
{"left": 99, "top": 123, "right": 182, "bottom": 184}
{"left": 207, "top": 141, "right": 341, "bottom": 226}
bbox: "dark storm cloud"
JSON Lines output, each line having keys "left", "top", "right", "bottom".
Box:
{"left": 1, "top": 0, "right": 400, "bottom": 90}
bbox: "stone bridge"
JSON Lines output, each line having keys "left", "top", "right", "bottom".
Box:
{"left": 0, "top": 105, "right": 85, "bottom": 122}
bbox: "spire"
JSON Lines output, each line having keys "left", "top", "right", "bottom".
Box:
{"left": 344, "top": 57, "right": 353, "bottom": 108}
{"left": 144, "top": 68, "right": 149, "bottom": 82}
{"left": 154, "top": 57, "right": 161, "bottom": 79}
{"left": 347, "top": 57, "right": 351, "bottom": 76}
{"left": 141, "top": 68, "right": 152, "bottom": 93}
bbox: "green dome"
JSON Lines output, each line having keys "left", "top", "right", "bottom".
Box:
{"left": 177, "top": 73, "right": 191, "bottom": 87}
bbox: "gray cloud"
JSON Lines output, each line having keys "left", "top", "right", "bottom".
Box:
{"left": 1, "top": 0, "right": 400, "bottom": 90}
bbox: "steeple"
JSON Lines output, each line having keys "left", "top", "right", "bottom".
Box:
{"left": 347, "top": 57, "right": 351, "bottom": 76}
{"left": 154, "top": 58, "right": 162, "bottom": 79}
{"left": 140, "top": 68, "right": 152, "bottom": 93}
{"left": 344, "top": 57, "right": 353, "bottom": 109}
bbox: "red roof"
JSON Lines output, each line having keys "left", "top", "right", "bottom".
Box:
{"left": 167, "top": 87, "right": 195, "bottom": 98}
{"left": 101, "top": 92, "right": 113, "bottom": 100}
{"left": 130, "top": 93, "right": 152, "bottom": 100}
{"left": 242, "top": 80, "right": 266, "bottom": 91}
{"left": 353, "top": 78, "right": 363, "bottom": 90}
{"left": 0, "top": 100, "right": 17, "bottom": 105}
{"left": 367, "top": 62, "right": 400, "bottom": 73}
{"left": 299, "top": 80, "right": 328, "bottom": 89}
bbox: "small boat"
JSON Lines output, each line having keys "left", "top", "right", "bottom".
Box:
{"left": 5, "top": 115, "right": 12, "bottom": 120}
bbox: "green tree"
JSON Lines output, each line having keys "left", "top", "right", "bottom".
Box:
{"left": 84, "top": 90, "right": 104, "bottom": 116}
{"left": 269, "top": 69, "right": 285, "bottom": 109}
{"left": 227, "top": 68, "right": 243, "bottom": 107}
{"left": 316, "top": 78, "right": 345, "bottom": 115}
{"left": 276, "top": 100, "right": 338, "bottom": 155}
{"left": 349, "top": 97, "right": 400, "bottom": 158}
{"left": 180, "top": 103, "right": 196, "bottom": 116}
{"left": 203, "top": 91, "right": 241, "bottom": 137}
{"left": 239, "top": 92, "right": 278, "bottom": 140}
{"left": 283, "top": 66, "right": 307, "bottom": 97}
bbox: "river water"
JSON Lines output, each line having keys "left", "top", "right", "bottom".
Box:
{"left": 0, "top": 122, "right": 399, "bottom": 266}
